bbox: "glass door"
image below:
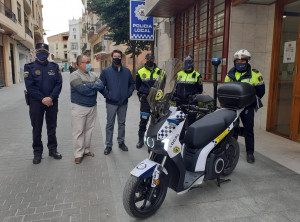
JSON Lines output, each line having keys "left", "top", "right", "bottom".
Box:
{"left": 290, "top": 2, "right": 300, "bottom": 142}
{"left": 269, "top": 0, "right": 300, "bottom": 142}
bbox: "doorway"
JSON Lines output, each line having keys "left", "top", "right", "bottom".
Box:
{"left": 268, "top": 0, "right": 300, "bottom": 142}
{"left": 10, "top": 43, "right": 15, "bottom": 84}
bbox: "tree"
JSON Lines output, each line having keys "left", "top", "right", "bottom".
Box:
{"left": 87, "top": 0, "right": 152, "bottom": 76}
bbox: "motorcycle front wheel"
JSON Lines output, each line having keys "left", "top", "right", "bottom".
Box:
{"left": 123, "top": 174, "right": 168, "bottom": 219}
{"left": 222, "top": 137, "right": 240, "bottom": 175}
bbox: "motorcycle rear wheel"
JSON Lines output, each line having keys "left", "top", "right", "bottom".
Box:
{"left": 123, "top": 174, "right": 168, "bottom": 219}
{"left": 222, "top": 137, "right": 240, "bottom": 175}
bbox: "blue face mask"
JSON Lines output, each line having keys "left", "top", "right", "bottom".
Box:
{"left": 36, "top": 52, "right": 48, "bottom": 61}
{"left": 184, "top": 62, "right": 193, "bottom": 69}
{"left": 85, "top": 64, "right": 92, "bottom": 72}
{"left": 235, "top": 63, "right": 247, "bottom": 72}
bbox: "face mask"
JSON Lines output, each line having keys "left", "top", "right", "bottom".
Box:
{"left": 36, "top": 52, "right": 48, "bottom": 61}
{"left": 113, "top": 58, "right": 122, "bottom": 65}
{"left": 235, "top": 63, "right": 247, "bottom": 72}
{"left": 85, "top": 64, "right": 92, "bottom": 72}
{"left": 184, "top": 62, "right": 193, "bottom": 69}
{"left": 145, "top": 60, "right": 154, "bottom": 68}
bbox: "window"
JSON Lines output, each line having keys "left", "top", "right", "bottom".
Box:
{"left": 56, "top": 43, "right": 58, "bottom": 50}
{"left": 64, "top": 52, "right": 67, "bottom": 59}
{"left": 64, "top": 44, "right": 67, "bottom": 49}
{"left": 17, "top": 2, "right": 21, "bottom": 23}
{"left": 174, "top": 0, "right": 228, "bottom": 81}
{"left": 24, "top": 12, "right": 29, "bottom": 27}
{"left": 74, "top": 54, "right": 77, "bottom": 58}
{"left": 73, "top": 28, "right": 76, "bottom": 32}
{"left": 74, "top": 35, "right": 76, "bottom": 39}
{"left": 71, "top": 43, "right": 78, "bottom": 50}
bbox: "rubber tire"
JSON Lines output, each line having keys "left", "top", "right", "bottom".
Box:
{"left": 123, "top": 174, "right": 168, "bottom": 219}
{"left": 222, "top": 137, "right": 240, "bottom": 176}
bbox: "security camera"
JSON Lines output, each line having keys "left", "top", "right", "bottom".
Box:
{"left": 0, "top": 28, "right": 5, "bottom": 34}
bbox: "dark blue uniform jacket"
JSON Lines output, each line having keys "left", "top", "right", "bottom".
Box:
{"left": 24, "top": 60, "right": 62, "bottom": 101}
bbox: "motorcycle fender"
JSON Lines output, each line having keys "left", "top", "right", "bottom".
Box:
{"left": 130, "top": 159, "right": 168, "bottom": 179}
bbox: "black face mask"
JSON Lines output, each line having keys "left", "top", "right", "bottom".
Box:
{"left": 145, "top": 60, "right": 154, "bottom": 68}
{"left": 113, "top": 58, "right": 122, "bottom": 65}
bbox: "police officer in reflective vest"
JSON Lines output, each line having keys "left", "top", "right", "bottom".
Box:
{"left": 136, "top": 53, "right": 164, "bottom": 148}
{"left": 173, "top": 55, "right": 203, "bottom": 106}
{"left": 225, "top": 49, "right": 265, "bottom": 163}
{"left": 24, "top": 43, "right": 63, "bottom": 164}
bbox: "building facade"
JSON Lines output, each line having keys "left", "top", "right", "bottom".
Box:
{"left": 0, "top": 0, "right": 44, "bottom": 86}
{"left": 47, "top": 32, "right": 69, "bottom": 71}
{"left": 69, "top": 18, "right": 82, "bottom": 67}
{"left": 145, "top": 0, "right": 300, "bottom": 143}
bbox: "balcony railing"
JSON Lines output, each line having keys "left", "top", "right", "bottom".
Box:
{"left": 25, "top": 26, "right": 33, "bottom": 38}
{"left": 0, "top": 2, "right": 17, "bottom": 23}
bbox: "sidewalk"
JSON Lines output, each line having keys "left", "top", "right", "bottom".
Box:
{"left": 0, "top": 72, "right": 299, "bottom": 222}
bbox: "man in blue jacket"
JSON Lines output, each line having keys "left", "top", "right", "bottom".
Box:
{"left": 70, "top": 55, "right": 104, "bottom": 164}
{"left": 24, "top": 43, "right": 62, "bottom": 164}
{"left": 100, "top": 49, "right": 135, "bottom": 155}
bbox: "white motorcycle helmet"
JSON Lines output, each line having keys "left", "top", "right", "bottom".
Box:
{"left": 233, "top": 49, "right": 251, "bottom": 62}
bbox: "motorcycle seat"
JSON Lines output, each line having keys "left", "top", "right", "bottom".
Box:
{"left": 184, "top": 109, "right": 236, "bottom": 149}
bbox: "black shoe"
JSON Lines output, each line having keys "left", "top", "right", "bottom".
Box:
{"left": 247, "top": 153, "right": 255, "bottom": 163}
{"left": 49, "top": 151, "right": 62, "bottom": 159}
{"left": 119, "top": 143, "right": 128, "bottom": 151}
{"left": 104, "top": 146, "right": 112, "bottom": 155}
{"left": 136, "top": 137, "right": 144, "bottom": 149}
{"left": 33, "top": 155, "right": 42, "bottom": 164}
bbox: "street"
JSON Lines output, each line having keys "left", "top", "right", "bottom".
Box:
{"left": 0, "top": 72, "right": 299, "bottom": 222}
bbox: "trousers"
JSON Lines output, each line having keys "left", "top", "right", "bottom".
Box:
{"left": 29, "top": 99, "right": 58, "bottom": 156}
{"left": 138, "top": 96, "right": 151, "bottom": 138}
{"left": 105, "top": 103, "right": 128, "bottom": 147}
{"left": 71, "top": 103, "right": 97, "bottom": 158}
{"left": 240, "top": 106, "right": 255, "bottom": 154}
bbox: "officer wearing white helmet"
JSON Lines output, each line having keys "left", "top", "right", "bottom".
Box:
{"left": 225, "top": 49, "right": 265, "bottom": 163}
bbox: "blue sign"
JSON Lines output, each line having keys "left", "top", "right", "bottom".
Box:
{"left": 130, "top": 0, "right": 154, "bottom": 41}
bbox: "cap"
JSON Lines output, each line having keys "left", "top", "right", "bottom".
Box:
{"left": 145, "top": 53, "right": 155, "bottom": 59}
{"left": 36, "top": 43, "right": 49, "bottom": 52}
{"left": 184, "top": 55, "right": 194, "bottom": 61}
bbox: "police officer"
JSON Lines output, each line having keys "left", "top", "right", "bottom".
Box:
{"left": 24, "top": 43, "right": 63, "bottom": 164}
{"left": 173, "top": 55, "right": 203, "bottom": 107}
{"left": 136, "top": 53, "right": 164, "bottom": 148}
{"left": 225, "top": 49, "right": 265, "bottom": 163}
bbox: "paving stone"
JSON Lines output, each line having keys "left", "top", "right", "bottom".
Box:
{"left": 42, "top": 211, "right": 62, "bottom": 219}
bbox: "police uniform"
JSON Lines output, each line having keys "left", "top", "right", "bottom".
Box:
{"left": 225, "top": 65, "right": 265, "bottom": 156}
{"left": 24, "top": 43, "right": 62, "bottom": 163}
{"left": 136, "top": 64, "right": 164, "bottom": 139}
{"left": 173, "top": 69, "right": 203, "bottom": 106}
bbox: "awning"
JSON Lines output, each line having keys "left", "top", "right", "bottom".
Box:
{"left": 146, "top": 0, "right": 197, "bottom": 18}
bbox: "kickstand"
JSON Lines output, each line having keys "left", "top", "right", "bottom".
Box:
{"left": 217, "top": 177, "right": 231, "bottom": 187}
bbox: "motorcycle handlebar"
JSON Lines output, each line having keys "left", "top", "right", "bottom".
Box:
{"left": 179, "top": 105, "right": 210, "bottom": 114}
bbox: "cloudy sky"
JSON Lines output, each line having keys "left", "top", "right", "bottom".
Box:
{"left": 42, "top": 0, "right": 83, "bottom": 43}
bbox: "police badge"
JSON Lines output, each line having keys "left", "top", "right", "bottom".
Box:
{"left": 35, "top": 70, "right": 41, "bottom": 75}
{"left": 142, "top": 73, "right": 146, "bottom": 79}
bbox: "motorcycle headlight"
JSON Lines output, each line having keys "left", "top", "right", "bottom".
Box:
{"left": 146, "top": 137, "right": 155, "bottom": 148}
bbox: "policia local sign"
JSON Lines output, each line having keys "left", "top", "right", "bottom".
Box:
{"left": 130, "top": 0, "right": 154, "bottom": 41}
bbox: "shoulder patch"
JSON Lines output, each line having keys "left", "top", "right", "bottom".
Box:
{"left": 24, "top": 72, "right": 29, "bottom": 78}
{"left": 58, "top": 70, "right": 62, "bottom": 77}
{"left": 252, "top": 69, "right": 259, "bottom": 73}
{"left": 258, "top": 76, "right": 263, "bottom": 82}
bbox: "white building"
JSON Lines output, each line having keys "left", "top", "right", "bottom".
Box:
{"left": 68, "top": 18, "right": 82, "bottom": 66}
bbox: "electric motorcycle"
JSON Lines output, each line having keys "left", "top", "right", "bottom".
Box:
{"left": 123, "top": 60, "right": 256, "bottom": 219}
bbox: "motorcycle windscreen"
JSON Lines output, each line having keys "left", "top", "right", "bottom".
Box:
{"left": 147, "top": 58, "right": 182, "bottom": 117}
